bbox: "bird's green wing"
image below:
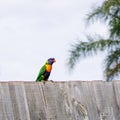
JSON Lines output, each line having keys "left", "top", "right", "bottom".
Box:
{"left": 36, "top": 65, "right": 46, "bottom": 82}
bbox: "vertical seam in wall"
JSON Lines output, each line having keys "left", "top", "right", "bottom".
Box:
{"left": 22, "top": 83, "right": 31, "bottom": 120}
{"left": 41, "top": 84, "right": 47, "bottom": 108}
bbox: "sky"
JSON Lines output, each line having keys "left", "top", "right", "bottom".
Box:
{"left": 0, "top": 0, "right": 108, "bottom": 81}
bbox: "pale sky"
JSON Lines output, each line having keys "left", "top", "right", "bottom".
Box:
{"left": 0, "top": 0, "right": 107, "bottom": 81}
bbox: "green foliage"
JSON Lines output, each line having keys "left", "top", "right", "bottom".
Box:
{"left": 68, "top": 0, "right": 120, "bottom": 81}
{"left": 104, "top": 48, "right": 120, "bottom": 81}
{"left": 87, "top": 0, "right": 120, "bottom": 38}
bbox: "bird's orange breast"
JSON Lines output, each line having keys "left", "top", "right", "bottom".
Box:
{"left": 46, "top": 65, "right": 52, "bottom": 72}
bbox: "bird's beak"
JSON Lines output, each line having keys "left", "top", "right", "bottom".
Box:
{"left": 54, "top": 60, "right": 56, "bottom": 62}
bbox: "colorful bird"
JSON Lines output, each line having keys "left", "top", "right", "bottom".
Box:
{"left": 36, "top": 58, "right": 56, "bottom": 82}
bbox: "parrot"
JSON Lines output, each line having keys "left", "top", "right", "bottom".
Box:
{"left": 36, "top": 58, "right": 56, "bottom": 82}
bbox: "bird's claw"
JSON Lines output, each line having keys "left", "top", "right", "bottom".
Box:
{"left": 41, "top": 80, "right": 46, "bottom": 84}
{"left": 50, "top": 80, "right": 54, "bottom": 83}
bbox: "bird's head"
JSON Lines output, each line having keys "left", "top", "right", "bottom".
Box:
{"left": 46, "top": 58, "right": 56, "bottom": 65}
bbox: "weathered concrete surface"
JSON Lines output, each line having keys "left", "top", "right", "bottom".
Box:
{"left": 0, "top": 81, "right": 120, "bottom": 120}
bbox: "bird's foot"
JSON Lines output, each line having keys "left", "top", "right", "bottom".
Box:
{"left": 49, "top": 80, "right": 54, "bottom": 83}
{"left": 43, "top": 81, "right": 46, "bottom": 84}
{"left": 41, "top": 80, "right": 46, "bottom": 84}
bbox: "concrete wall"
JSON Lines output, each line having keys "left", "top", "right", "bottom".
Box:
{"left": 0, "top": 81, "right": 120, "bottom": 120}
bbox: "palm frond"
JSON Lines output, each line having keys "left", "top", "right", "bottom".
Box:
{"left": 110, "top": 18, "right": 120, "bottom": 38}
{"left": 87, "top": 0, "right": 120, "bottom": 38}
{"left": 87, "top": 0, "right": 120, "bottom": 22}
{"left": 106, "top": 63, "right": 120, "bottom": 81}
{"left": 87, "top": 7, "right": 107, "bottom": 22}
{"left": 68, "top": 0, "right": 120, "bottom": 81}
{"left": 68, "top": 38, "right": 120, "bottom": 69}
{"left": 87, "top": 0, "right": 112, "bottom": 23}
{"left": 104, "top": 48, "right": 120, "bottom": 81}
